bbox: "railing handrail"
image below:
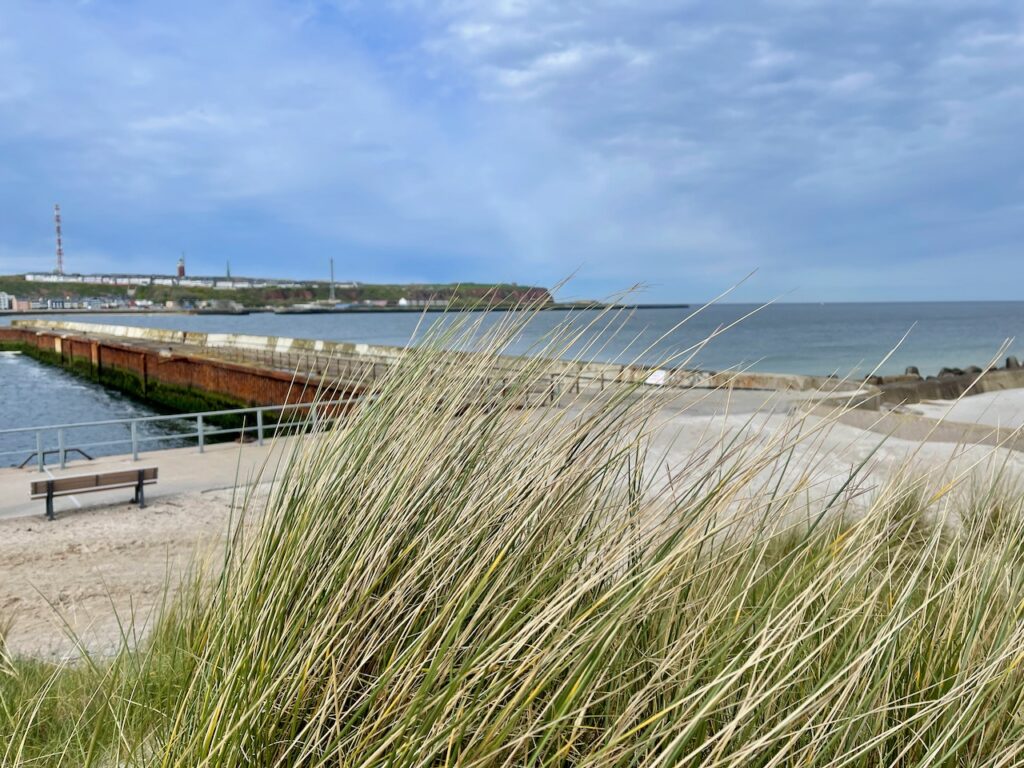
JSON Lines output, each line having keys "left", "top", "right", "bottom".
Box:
{"left": 0, "top": 397, "right": 362, "bottom": 471}
{"left": 0, "top": 397, "right": 358, "bottom": 437}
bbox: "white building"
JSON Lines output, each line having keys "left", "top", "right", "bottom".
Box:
{"left": 24, "top": 272, "right": 315, "bottom": 290}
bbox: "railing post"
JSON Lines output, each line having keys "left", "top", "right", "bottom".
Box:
{"left": 130, "top": 420, "right": 139, "bottom": 461}
{"left": 197, "top": 415, "right": 205, "bottom": 453}
{"left": 36, "top": 431, "right": 44, "bottom": 472}
{"left": 256, "top": 409, "right": 264, "bottom": 446}
{"left": 58, "top": 428, "right": 66, "bottom": 469}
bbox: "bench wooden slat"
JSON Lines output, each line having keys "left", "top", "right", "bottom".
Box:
{"left": 81, "top": 468, "right": 156, "bottom": 488}
{"left": 30, "top": 468, "right": 158, "bottom": 499}
{"left": 30, "top": 478, "right": 158, "bottom": 499}
{"left": 31, "top": 474, "right": 100, "bottom": 495}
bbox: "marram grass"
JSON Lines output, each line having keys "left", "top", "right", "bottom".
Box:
{"left": 4, "top": 308, "right": 1024, "bottom": 766}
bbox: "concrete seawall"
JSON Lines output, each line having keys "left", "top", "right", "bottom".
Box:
{"left": 6, "top": 319, "right": 875, "bottom": 404}
{"left": 0, "top": 322, "right": 358, "bottom": 415}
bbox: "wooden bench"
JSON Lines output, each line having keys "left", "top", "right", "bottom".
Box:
{"left": 30, "top": 467, "right": 158, "bottom": 520}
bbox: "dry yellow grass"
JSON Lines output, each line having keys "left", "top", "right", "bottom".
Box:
{"left": 4, "top": 306, "right": 1024, "bottom": 766}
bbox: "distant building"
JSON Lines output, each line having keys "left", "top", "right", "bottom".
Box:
{"left": 0, "top": 292, "right": 14, "bottom": 311}
{"left": 402, "top": 298, "right": 448, "bottom": 308}
{"left": 24, "top": 272, "right": 307, "bottom": 290}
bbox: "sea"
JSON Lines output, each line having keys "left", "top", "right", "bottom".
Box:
{"left": 2, "top": 302, "right": 1022, "bottom": 464}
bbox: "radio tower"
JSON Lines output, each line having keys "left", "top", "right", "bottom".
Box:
{"left": 53, "top": 204, "right": 64, "bottom": 276}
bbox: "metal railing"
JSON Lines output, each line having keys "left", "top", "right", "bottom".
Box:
{"left": 212, "top": 346, "right": 393, "bottom": 385}
{"left": 0, "top": 398, "right": 357, "bottom": 472}
{"left": 206, "top": 345, "right": 605, "bottom": 393}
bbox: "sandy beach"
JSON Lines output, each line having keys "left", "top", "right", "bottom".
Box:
{"left": 0, "top": 487, "right": 246, "bottom": 660}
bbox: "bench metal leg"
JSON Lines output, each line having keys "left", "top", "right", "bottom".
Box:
{"left": 135, "top": 471, "right": 146, "bottom": 509}
{"left": 46, "top": 485, "right": 55, "bottom": 521}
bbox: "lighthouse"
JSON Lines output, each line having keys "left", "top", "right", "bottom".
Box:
{"left": 177, "top": 255, "right": 186, "bottom": 278}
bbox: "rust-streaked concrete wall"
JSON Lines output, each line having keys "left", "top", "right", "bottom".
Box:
{"left": 0, "top": 325, "right": 353, "bottom": 409}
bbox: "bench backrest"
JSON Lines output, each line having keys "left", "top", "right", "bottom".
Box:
{"left": 31, "top": 467, "right": 158, "bottom": 497}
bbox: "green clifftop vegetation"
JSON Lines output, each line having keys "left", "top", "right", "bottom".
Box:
{"left": 0, "top": 275, "right": 552, "bottom": 308}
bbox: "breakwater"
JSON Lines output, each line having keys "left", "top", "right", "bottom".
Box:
{"left": 0, "top": 320, "right": 881, "bottom": 441}
{"left": 0, "top": 322, "right": 358, "bottom": 417}
{"left": 866, "top": 359, "right": 1024, "bottom": 405}
{"left": 6, "top": 319, "right": 872, "bottom": 387}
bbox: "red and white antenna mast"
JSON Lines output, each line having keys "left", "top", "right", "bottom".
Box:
{"left": 54, "top": 204, "right": 64, "bottom": 276}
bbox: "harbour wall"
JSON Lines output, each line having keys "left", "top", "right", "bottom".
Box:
{"left": 7, "top": 319, "right": 871, "bottom": 399}
{"left": 0, "top": 324, "right": 355, "bottom": 417}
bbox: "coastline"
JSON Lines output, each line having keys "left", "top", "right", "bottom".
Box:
{"left": 0, "top": 301, "right": 691, "bottom": 319}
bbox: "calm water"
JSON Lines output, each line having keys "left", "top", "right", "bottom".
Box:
{"left": 5, "top": 302, "right": 1022, "bottom": 375}
{"left": 0, "top": 352, "right": 189, "bottom": 467}
{"left": 2, "top": 303, "right": 1022, "bottom": 459}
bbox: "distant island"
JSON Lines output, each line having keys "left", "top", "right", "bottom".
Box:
{"left": 0, "top": 273, "right": 688, "bottom": 314}
{"left": 0, "top": 273, "right": 552, "bottom": 313}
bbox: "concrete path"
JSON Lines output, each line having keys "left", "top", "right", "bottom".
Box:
{"left": 0, "top": 436, "right": 295, "bottom": 521}
{"left": 0, "top": 385, "right": 769, "bottom": 522}
{"left": 902, "top": 390, "right": 1024, "bottom": 431}
{"left": 5, "top": 381, "right": 1018, "bottom": 523}
{"left": 823, "top": 406, "right": 1024, "bottom": 452}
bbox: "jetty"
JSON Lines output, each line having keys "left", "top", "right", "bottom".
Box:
{"left": 0, "top": 319, "right": 872, "bottom": 415}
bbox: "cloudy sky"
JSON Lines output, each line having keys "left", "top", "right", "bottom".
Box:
{"left": 0, "top": 1, "right": 1021, "bottom": 301}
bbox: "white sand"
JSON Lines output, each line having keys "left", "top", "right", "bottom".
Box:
{"left": 904, "top": 389, "right": 1024, "bottom": 431}
{"left": 0, "top": 487, "right": 249, "bottom": 661}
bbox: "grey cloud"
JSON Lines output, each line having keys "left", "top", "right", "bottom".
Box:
{"left": 0, "top": 0, "right": 1022, "bottom": 299}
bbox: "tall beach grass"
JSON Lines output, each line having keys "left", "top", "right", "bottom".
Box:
{"left": 3, "top": 307, "right": 1024, "bottom": 766}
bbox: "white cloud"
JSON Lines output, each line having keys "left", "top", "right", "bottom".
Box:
{"left": 751, "top": 40, "right": 798, "bottom": 69}
{"left": 827, "top": 71, "right": 875, "bottom": 94}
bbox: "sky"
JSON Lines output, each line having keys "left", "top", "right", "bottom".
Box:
{"left": 0, "top": 0, "right": 1022, "bottom": 302}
